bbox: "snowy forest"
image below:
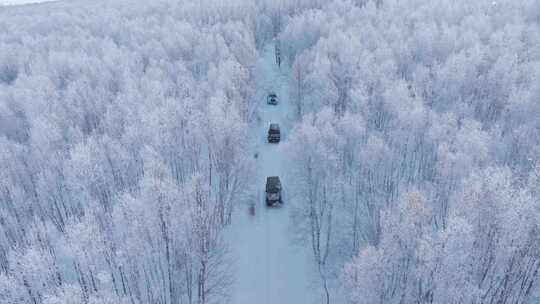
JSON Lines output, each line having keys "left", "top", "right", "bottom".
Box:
{"left": 1, "top": 0, "right": 539, "bottom": 303}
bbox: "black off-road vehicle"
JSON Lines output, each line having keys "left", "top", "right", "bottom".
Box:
{"left": 268, "top": 123, "right": 280, "bottom": 143}
{"left": 267, "top": 92, "right": 278, "bottom": 105}
{"left": 265, "top": 176, "right": 282, "bottom": 206}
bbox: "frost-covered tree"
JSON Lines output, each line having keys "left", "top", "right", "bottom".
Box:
{"left": 0, "top": 0, "right": 263, "bottom": 302}
{"left": 281, "top": 0, "right": 540, "bottom": 302}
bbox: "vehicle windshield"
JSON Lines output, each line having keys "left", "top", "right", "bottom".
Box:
{"left": 267, "top": 185, "right": 280, "bottom": 192}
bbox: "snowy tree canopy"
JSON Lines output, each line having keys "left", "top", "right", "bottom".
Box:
{"left": 1, "top": 0, "right": 539, "bottom": 303}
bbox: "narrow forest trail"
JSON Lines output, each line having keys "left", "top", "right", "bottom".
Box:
{"left": 225, "top": 43, "right": 315, "bottom": 304}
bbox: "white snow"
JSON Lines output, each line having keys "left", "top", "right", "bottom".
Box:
{"left": 0, "top": 0, "right": 57, "bottom": 5}
{"left": 225, "top": 43, "right": 315, "bottom": 304}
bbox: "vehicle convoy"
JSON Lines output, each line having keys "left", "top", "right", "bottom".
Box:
{"left": 265, "top": 176, "right": 282, "bottom": 206}
{"left": 268, "top": 123, "right": 280, "bottom": 143}
{"left": 267, "top": 92, "right": 278, "bottom": 105}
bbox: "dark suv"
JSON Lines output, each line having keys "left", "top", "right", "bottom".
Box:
{"left": 267, "top": 92, "right": 278, "bottom": 105}
{"left": 265, "top": 176, "right": 282, "bottom": 206}
{"left": 268, "top": 123, "right": 280, "bottom": 143}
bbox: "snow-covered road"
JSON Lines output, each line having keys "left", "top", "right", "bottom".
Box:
{"left": 226, "top": 44, "right": 315, "bottom": 304}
